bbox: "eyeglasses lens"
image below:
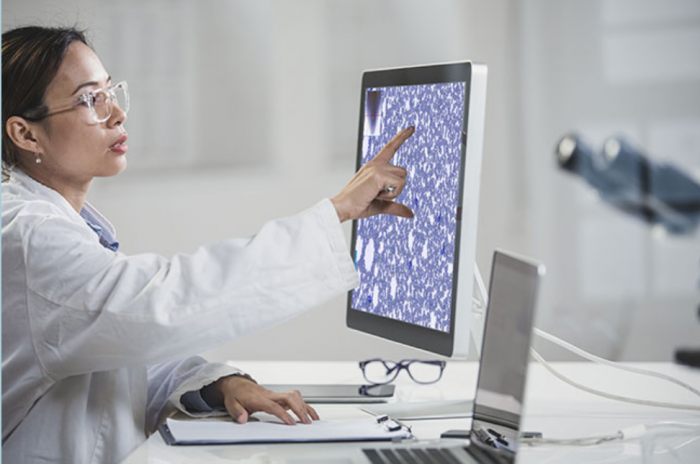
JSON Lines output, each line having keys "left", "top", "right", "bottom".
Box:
{"left": 93, "top": 84, "right": 129, "bottom": 121}
{"left": 363, "top": 360, "right": 398, "bottom": 384}
{"left": 407, "top": 361, "right": 443, "bottom": 383}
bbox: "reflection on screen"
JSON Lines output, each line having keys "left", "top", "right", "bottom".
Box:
{"left": 351, "top": 82, "right": 466, "bottom": 332}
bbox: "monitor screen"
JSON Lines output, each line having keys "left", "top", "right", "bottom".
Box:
{"left": 351, "top": 82, "right": 466, "bottom": 333}
{"left": 347, "top": 62, "right": 487, "bottom": 357}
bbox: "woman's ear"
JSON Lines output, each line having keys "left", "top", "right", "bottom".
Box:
{"left": 6, "top": 116, "right": 41, "bottom": 153}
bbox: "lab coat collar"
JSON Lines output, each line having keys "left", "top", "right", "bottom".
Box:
{"left": 6, "top": 168, "right": 117, "bottom": 237}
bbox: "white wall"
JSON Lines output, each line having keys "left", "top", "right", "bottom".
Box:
{"left": 3, "top": 0, "right": 698, "bottom": 363}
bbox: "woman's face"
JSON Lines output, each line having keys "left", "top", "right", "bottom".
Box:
{"left": 33, "top": 41, "right": 128, "bottom": 182}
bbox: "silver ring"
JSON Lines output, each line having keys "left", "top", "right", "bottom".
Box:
{"left": 384, "top": 185, "right": 396, "bottom": 194}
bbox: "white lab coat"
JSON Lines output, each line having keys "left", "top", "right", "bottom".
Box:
{"left": 1, "top": 169, "right": 360, "bottom": 463}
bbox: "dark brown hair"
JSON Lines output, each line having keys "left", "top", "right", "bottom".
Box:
{"left": 2, "top": 26, "right": 89, "bottom": 179}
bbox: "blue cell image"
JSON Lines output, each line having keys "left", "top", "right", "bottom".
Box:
{"left": 351, "top": 82, "right": 465, "bottom": 333}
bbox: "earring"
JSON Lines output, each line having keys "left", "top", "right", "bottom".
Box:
{"left": 35, "top": 151, "right": 41, "bottom": 164}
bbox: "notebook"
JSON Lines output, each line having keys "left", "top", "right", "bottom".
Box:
{"left": 159, "top": 415, "right": 411, "bottom": 445}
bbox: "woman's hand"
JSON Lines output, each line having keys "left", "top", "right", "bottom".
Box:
{"left": 331, "top": 126, "right": 415, "bottom": 223}
{"left": 202, "top": 375, "right": 319, "bottom": 425}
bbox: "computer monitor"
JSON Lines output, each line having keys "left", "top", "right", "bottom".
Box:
{"left": 346, "top": 61, "right": 488, "bottom": 358}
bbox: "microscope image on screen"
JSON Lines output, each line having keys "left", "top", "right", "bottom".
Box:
{"left": 352, "top": 82, "right": 466, "bottom": 333}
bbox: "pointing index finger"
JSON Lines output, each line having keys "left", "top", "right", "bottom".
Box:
{"left": 372, "top": 126, "right": 415, "bottom": 165}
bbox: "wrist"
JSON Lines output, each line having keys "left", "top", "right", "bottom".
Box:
{"left": 330, "top": 197, "right": 349, "bottom": 223}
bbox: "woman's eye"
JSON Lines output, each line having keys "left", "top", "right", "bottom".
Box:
{"left": 93, "top": 93, "right": 108, "bottom": 105}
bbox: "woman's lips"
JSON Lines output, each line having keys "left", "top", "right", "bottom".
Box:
{"left": 109, "top": 134, "right": 129, "bottom": 154}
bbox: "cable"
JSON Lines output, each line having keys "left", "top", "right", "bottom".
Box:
{"left": 522, "top": 431, "right": 622, "bottom": 446}
{"left": 531, "top": 348, "right": 700, "bottom": 411}
{"left": 646, "top": 421, "right": 700, "bottom": 432}
{"left": 533, "top": 328, "right": 700, "bottom": 400}
{"left": 521, "top": 421, "right": 700, "bottom": 447}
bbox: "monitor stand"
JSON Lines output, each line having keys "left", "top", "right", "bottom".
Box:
{"left": 360, "top": 399, "right": 473, "bottom": 420}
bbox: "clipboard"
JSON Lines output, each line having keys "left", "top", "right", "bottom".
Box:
{"left": 159, "top": 415, "right": 413, "bottom": 446}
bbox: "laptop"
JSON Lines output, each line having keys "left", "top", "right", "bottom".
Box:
{"left": 268, "top": 249, "right": 545, "bottom": 463}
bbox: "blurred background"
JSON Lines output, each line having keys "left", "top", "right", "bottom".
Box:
{"left": 3, "top": 0, "right": 699, "bottom": 363}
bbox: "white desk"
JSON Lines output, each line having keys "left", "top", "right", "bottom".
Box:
{"left": 123, "top": 361, "right": 700, "bottom": 463}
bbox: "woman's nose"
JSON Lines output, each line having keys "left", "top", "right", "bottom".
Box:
{"left": 107, "top": 101, "right": 127, "bottom": 127}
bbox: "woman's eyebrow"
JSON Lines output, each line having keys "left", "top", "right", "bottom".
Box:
{"left": 71, "top": 75, "right": 111, "bottom": 95}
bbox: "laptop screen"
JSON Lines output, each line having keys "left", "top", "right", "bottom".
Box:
{"left": 471, "top": 251, "right": 543, "bottom": 451}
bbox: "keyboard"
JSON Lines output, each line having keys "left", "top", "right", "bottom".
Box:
{"left": 363, "top": 447, "right": 464, "bottom": 464}
{"left": 362, "top": 442, "right": 512, "bottom": 464}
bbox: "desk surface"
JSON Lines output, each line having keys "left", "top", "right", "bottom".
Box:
{"left": 123, "top": 361, "right": 700, "bottom": 463}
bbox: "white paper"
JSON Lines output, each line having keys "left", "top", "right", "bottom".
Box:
{"left": 163, "top": 416, "right": 411, "bottom": 444}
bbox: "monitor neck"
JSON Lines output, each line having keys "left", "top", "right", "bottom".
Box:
{"left": 470, "top": 262, "right": 489, "bottom": 358}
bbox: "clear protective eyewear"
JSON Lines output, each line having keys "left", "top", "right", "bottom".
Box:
{"left": 359, "top": 358, "right": 446, "bottom": 385}
{"left": 22, "top": 81, "right": 129, "bottom": 123}
{"left": 77, "top": 81, "right": 129, "bottom": 123}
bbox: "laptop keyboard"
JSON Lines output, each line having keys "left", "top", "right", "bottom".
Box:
{"left": 362, "top": 443, "right": 512, "bottom": 464}
{"left": 363, "top": 447, "right": 464, "bottom": 464}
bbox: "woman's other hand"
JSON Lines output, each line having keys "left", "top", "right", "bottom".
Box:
{"left": 202, "top": 375, "right": 319, "bottom": 425}
{"left": 331, "top": 126, "right": 415, "bottom": 223}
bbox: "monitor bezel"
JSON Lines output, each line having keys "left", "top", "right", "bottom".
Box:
{"left": 346, "top": 61, "right": 475, "bottom": 357}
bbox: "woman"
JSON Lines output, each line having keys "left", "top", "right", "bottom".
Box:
{"left": 1, "top": 26, "right": 414, "bottom": 463}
